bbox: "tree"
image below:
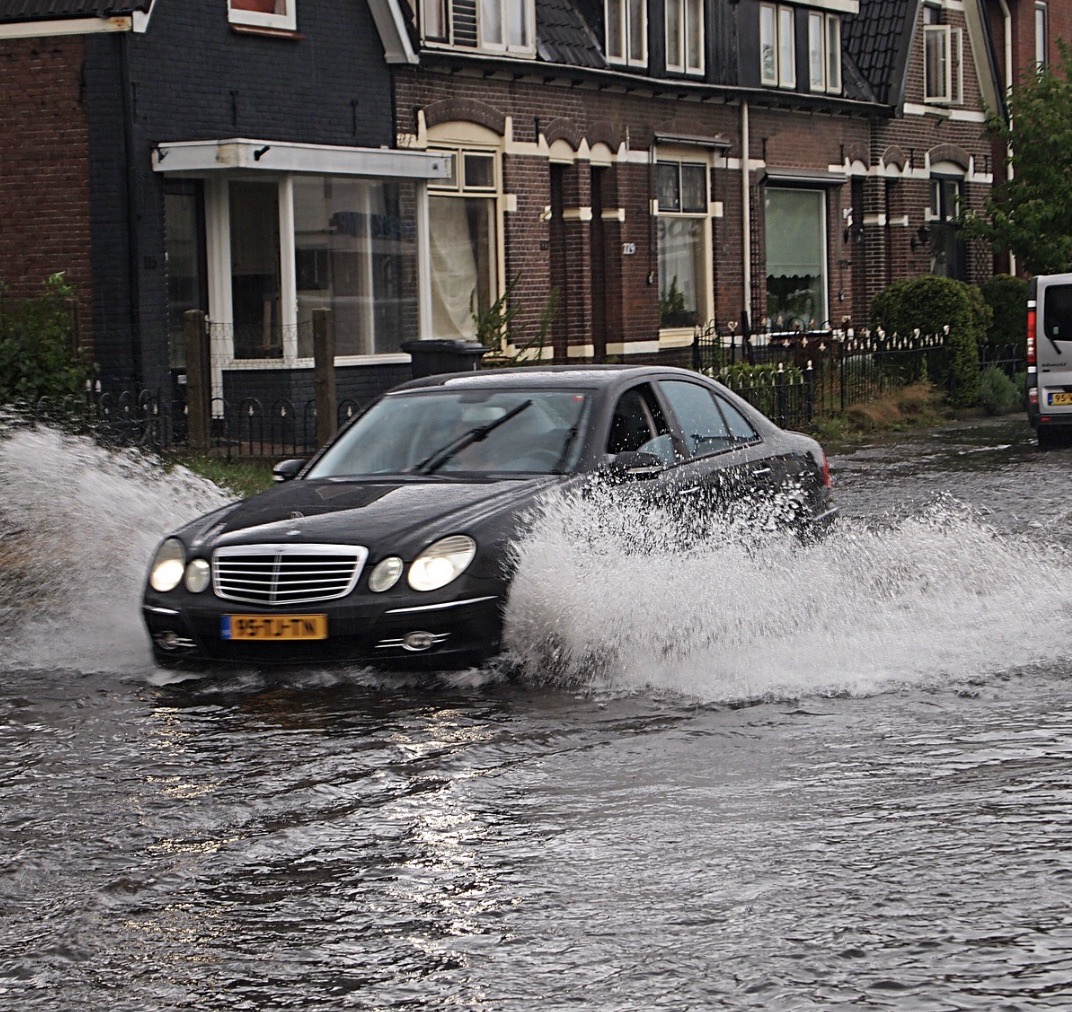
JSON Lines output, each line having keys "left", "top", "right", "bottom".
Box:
{"left": 968, "top": 40, "right": 1072, "bottom": 276}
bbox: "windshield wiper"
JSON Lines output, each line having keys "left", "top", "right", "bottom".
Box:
{"left": 414, "top": 399, "right": 534, "bottom": 475}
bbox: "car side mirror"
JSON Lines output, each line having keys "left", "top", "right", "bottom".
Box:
{"left": 607, "top": 450, "right": 665, "bottom": 480}
{"left": 272, "top": 458, "right": 306, "bottom": 482}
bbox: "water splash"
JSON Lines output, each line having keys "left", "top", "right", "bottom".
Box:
{"left": 3, "top": 425, "right": 1068, "bottom": 701}
{"left": 0, "top": 425, "right": 231, "bottom": 674}
{"left": 503, "top": 487, "right": 1072, "bottom": 702}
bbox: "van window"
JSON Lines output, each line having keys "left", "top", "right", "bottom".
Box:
{"left": 1043, "top": 284, "right": 1072, "bottom": 340}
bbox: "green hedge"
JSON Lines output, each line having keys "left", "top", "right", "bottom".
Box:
{"left": 870, "top": 276, "right": 986, "bottom": 408}
{"left": 980, "top": 274, "right": 1028, "bottom": 347}
{"left": 0, "top": 274, "right": 93, "bottom": 403}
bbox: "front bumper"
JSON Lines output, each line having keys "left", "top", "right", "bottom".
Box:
{"left": 142, "top": 583, "right": 505, "bottom": 669}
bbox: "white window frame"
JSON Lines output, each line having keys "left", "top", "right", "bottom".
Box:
{"left": 655, "top": 153, "right": 714, "bottom": 334}
{"left": 665, "top": 0, "right": 704, "bottom": 75}
{"left": 760, "top": 3, "right": 795, "bottom": 89}
{"left": 1036, "top": 1, "right": 1048, "bottom": 69}
{"left": 923, "top": 22, "right": 963, "bottom": 104}
{"left": 227, "top": 0, "right": 297, "bottom": 32}
{"left": 479, "top": 0, "right": 536, "bottom": 54}
{"left": 808, "top": 11, "right": 841, "bottom": 92}
{"left": 606, "top": 0, "right": 648, "bottom": 67}
{"left": 421, "top": 0, "right": 450, "bottom": 42}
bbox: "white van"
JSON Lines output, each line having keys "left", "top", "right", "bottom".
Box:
{"left": 1027, "top": 273, "right": 1072, "bottom": 447}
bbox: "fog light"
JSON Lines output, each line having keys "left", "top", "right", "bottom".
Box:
{"left": 402, "top": 630, "right": 437, "bottom": 652}
{"left": 155, "top": 631, "right": 181, "bottom": 651}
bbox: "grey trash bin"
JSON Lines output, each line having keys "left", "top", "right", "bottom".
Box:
{"left": 402, "top": 339, "right": 488, "bottom": 379}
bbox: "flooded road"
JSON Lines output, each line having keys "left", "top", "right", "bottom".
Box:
{"left": 3, "top": 416, "right": 1072, "bottom": 1010}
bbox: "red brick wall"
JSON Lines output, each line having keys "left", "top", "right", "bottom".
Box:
{"left": 0, "top": 36, "right": 93, "bottom": 345}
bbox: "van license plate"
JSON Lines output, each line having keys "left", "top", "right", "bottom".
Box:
{"left": 221, "top": 614, "right": 328, "bottom": 640}
{"left": 1049, "top": 392, "right": 1072, "bottom": 406}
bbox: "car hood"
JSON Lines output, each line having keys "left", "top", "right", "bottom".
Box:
{"left": 179, "top": 477, "right": 560, "bottom": 555}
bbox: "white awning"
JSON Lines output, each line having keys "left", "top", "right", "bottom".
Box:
{"left": 152, "top": 139, "right": 451, "bottom": 180}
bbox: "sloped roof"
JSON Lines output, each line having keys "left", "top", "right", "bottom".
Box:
{"left": 0, "top": 0, "right": 150, "bottom": 20}
{"left": 536, "top": 0, "right": 606, "bottom": 69}
{"left": 843, "top": 0, "right": 918, "bottom": 107}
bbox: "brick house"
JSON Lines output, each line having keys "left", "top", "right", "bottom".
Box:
{"left": 376, "top": 0, "right": 1006, "bottom": 362}
{"left": 0, "top": 0, "right": 448, "bottom": 405}
{"left": 0, "top": 0, "right": 1015, "bottom": 401}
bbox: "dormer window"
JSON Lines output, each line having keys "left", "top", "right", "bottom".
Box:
{"left": 480, "top": 0, "right": 535, "bottom": 53}
{"left": 807, "top": 11, "right": 841, "bottom": 93}
{"left": 607, "top": 0, "right": 647, "bottom": 67}
{"left": 923, "top": 5, "right": 962, "bottom": 104}
{"left": 760, "top": 3, "right": 795, "bottom": 88}
{"left": 228, "top": 0, "right": 296, "bottom": 31}
{"left": 666, "top": 0, "right": 703, "bottom": 75}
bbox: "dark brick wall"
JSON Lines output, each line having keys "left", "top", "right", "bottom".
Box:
{"left": 0, "top": 36, "right": 94, "bottom": 337}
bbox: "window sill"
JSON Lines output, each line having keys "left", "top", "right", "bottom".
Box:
{"left": 229, "top": 23, "right": 304, "bottom": 39}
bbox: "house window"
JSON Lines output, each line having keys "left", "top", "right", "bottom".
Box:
{"left": 606, "top": 0, "right": 647, "bottom": 66}
{"left": 422, "top": 0, "right": 449, "bottom": 41}
{"left": 928, "top": 174, "right": 967, "bottom": 281}
{"left": 228, "top": 0, "right": 296, "bottom": 31}
{"left": 765, "top": 187, "right": 827, "bottom": 331}
{"left": 666, "top": 0, "right": 703, "bottom": 75}
{"left": 480, "top": 0, "right": 535, "bottom": 52}
{"left": 808, "top": 11, "right": 841, "bottom": 93}
{"left": 760, "top": 3, "right": 795, "bottom": 88}
{"left": 923, "top": 6, "right": 962, "bottom": 103}
{"left": 428, "top": 150, "right": 499, "bottom": 339}
{"left": 292, "top": 177, "right": 419, "bottom": 358}
{"left": 1036, "top": 2, "right": 1048, "bottom": 68}
{"left": 229, "top": 181, "right": 283, "bottom": 359}
{"left": 656, "top": 159, "right": 710, "bottom": 329}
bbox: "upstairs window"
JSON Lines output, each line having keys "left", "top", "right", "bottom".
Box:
{"left": 923, "top": 5, "right": 962, "bottom": 104}
{"left": 807, "top": 11, "right": 841, "bottom": 93}
{"left": 480, "top": 0, "right": 535, "bottom": 53}
{"left": 666, "top": 0, "right": 704, "bottom": 75}
{"left": 228, "top": 0, "right": 296, "bottom": 31}
{"left": 606, "top": 0, "right": 647, "bottom": 67}
{"left": 422, "top": 0, "right": 449, "bottom": 41}
{"left": 1036, "top": 1, "right": 1048, "bottom": 69}
{"left": 760, "top": 3, "right": 795, "bottom": 89}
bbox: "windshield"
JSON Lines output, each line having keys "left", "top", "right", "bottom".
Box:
{"left": 307, "top": 388, "right": 590, "bottom": 478}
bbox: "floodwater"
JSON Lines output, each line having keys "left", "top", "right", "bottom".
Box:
{"left": 2, "top": 416, "right": 1072, "bottom": 1010}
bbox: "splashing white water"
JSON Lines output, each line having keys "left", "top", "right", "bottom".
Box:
{"left": 0, "top": 425, "right": 232, "bottom": 673}
{"left": 3, "top": 425, "right": 1068, "bottom": 699}
{"left": 502, "top": 487, "right": 1072, "bottom": 702}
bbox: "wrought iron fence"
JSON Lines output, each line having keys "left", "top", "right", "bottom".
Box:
{"left": 6, "top": 385, "right": 364, "bottom": 459}
{"left": 692, "top": 322, "right": 955, "bottom": 429}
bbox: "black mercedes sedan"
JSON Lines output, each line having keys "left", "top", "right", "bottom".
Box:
{"left": 142, "top": 365, "right": 835, "bottom": 669}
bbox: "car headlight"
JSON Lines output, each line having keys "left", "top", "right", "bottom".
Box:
{"left": 149, "top": 538, "right": 186, "bottom": 593}
{"left": 184, "top": 558, "right": 211, "bottom": 593}
{"left": 408, "top": 535, "right": 476, "bottom": 592}
{"left": 368, "top": 556, "right": 404, "bottom": 593}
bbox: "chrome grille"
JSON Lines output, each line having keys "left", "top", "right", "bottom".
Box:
{"left": 213, "top": 543, "right": 368, "bottom": 606}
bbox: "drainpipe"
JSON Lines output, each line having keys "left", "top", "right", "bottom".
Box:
{"left": 997, "top": 0, "right": 1015, "bottom": 274}
{"left": 740, "top": 100, "right": 752, "bottom": 324}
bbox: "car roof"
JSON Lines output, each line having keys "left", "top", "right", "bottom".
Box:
{"left": 391, "top": 364, "right": 696, "bottom": 394}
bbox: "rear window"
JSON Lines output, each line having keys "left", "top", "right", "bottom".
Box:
{"left": 1043, "top": 284, "right": 1072, "bottom": 341}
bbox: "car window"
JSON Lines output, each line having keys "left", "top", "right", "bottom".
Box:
{"left": 606, "top": 385, "right": 677, "bottom": 464}
{"left": 716, "top": 395, "right": 759, "bottom": 442}
{"left": 659, "top": 380, "right": 734, "bottom": 457}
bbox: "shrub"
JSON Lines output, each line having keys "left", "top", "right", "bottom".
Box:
{"left": 869, "top": 275, "right": 985, "bottom": 408}
{"left": 980, "top": 274, "right": 1028, "bottom": 347}
{"left": 0, "top": 274, "right": 93, "bottom": 403}
{"left": 977, "top": 365, "right": 1021, "bottom": 415}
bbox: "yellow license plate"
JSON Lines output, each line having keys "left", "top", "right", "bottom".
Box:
{"left": 1049, "top": 392, "right": 1072, "bottom": 406}
{"left": 222, "top": 614, "right": 328, "bottom": 641}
